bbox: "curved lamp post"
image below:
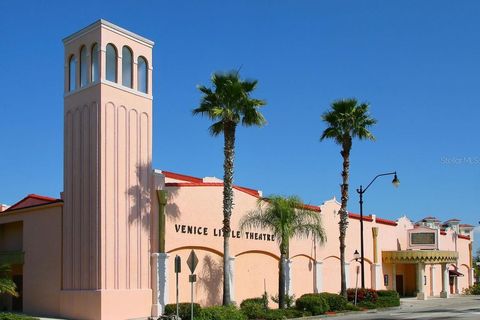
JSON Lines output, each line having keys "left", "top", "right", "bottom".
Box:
{"left": 357, "top": 172, "right": 400, "bottom": 289}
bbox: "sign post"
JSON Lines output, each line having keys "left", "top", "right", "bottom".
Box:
{"left": 187, "top": 250, "right": 199, "bottom": 320}
{"left": 354, "top": 265, "right": 360, "bottom": 305}
{"left": 174, "top": 255, "right": 181, "bottom": 318}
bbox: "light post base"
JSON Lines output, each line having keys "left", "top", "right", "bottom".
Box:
{"left": 440, "top": 290, "right": 449, "bottom": 298}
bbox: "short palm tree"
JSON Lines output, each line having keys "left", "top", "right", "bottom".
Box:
{"left": 0, "top": 264, "right": 17, "bottom": 297}
{"left": 320, "top": 98, "right": 376, "bottom": 298}
{"left": 193, "top": 71, "right": 267, "bottom": 305}
{"left": 240, "top": 195, "right": 326, "bottom": 309}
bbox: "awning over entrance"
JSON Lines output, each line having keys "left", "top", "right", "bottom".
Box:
{"left": 449, "top": 269, "right": 464, "bottom": 277}
{"left": 382, "top": 250, "right": 458, "bottom": 264}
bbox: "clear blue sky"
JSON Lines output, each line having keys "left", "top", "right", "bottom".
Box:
{"left": 1, "top": 1, "right": 479, "bottom": 249}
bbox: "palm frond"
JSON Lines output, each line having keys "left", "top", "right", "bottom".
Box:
{"left": 193, "top": 71, "right": 267, "bottom": 136}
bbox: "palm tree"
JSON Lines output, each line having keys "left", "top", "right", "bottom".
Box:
{"left": 239, "top": 195, "right": 326, "bottom": 309}
{"left": 320, "top": 98, "right": 376, "bottom": 298}
{"left": 193, "top": 71, "right": 267, "bottom": 305}
{"left": 0, "top": 264, "right": 17, "bottom": 297}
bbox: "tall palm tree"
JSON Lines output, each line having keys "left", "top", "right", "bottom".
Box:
{"left": 320, "top": 98, "right": 376, "bottom": 298}
{"left": 193, "top": 71, "right": 267, "bottom": 305}
{"left": 0, "top": 265, "right": 17, "bottom": 297}
{"left": 240, "top": 195, "right": 326, "bottom": 309}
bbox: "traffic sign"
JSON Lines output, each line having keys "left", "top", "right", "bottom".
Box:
{"left": 187, "top": 250, "right": 198, "bottom": 273}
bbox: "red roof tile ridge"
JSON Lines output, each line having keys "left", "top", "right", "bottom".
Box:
{"left": 5, "top": 194, "right": 61, "bottom": 211}
{"left": 161, "top": 170, "right": 204, "bottom": 183}
{"left": 458, "top": 234, "right": 471, "bottom": 240}
{"left": 348, "top": 212, "right": 374, "bottom": 222}
{"left": 375, "top": 217, "right": 398, "bottom": 226}
{"left": 165, "top": 182, "right": 262, "bottom": 198}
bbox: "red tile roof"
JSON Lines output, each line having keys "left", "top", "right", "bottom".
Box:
{"left": 348, "top": 213, "right": 374, "bottom": 222}
{"left": 459, "top": 224, "right": 475, "bottom": 228}
{"left": 458, "top": 234, "right": 471, "bottom": 240}
{"left": 163, "top": 170, "right": 321, "bottom": 212}
{"left": 444, "top": 219, "right": 461, "bottom": 222}
{"left": 162, "top": 170, "right": 203, "bottom": 183}
{"left": 4, "top": 194, "right": 62, "bottom": 212}
{"left": 422, "top": 216, "right": 439, "bottom": 220}
{"left": 376, "top": 217, "right": 398, "bottom": 226}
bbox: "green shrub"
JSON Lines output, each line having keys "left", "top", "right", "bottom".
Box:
{"left": 318, "top": 292, "right": 347, "bottom": 311}
{"left": 375, "top": 290, "right": 400, "bottom": 308}
{"left": 164, "top": 302, "right": 201, "bottom": 319}
{"left": 0, "top": 314, "right": 39, "bottom": 320}
{"left": 295, "top": 294, "right": 329, "bottom": 315}
{"left": 240, "top": 294, "right": 269, "bottom": 309}
{"left": 197, "top": 305, "right": 247, "bottom": 320}
{"left": 463, "top": 284, "right": 480, "bottom": 295}
{"left": 344, "top": 302, "right": 361, "bottom": 311}
{"left": 346, "top": 288, "right": 378, "bottom": 304}
{"left": 357, "top": 301, "right": 377, "bottom": 309}
{"left": 271, "top": 294, "right": 295, "bottom": 308}
{"left": 240, "top": 301, "right": 266, "bottom": 319}
{"left": 260, "top": 308, "right": 308, "bottom": 320}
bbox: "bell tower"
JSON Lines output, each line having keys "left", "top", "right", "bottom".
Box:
{"left": 62, "top": 20, "right": 153, "bottom": 320}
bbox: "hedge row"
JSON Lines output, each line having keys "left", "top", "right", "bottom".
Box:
{"left": 164, "top": 290, "right": 399, "bottom": 320}
{"left": 0, "top": 314, "right": 39, "bottom": 320}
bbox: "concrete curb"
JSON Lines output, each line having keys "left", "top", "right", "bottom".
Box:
{"left": 290, "top": 306, "right": 402, "bottom": 319}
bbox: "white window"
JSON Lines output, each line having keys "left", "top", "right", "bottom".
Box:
{"left": 122, "top": 46, "right": 133, "bottom": 88}
{"left": 80, "top": 46, "right": 88, "bottom": 87}
{"left": 91, "top": 43, "right": 99, "bottom": 82}
{"left": 137, "top": 56, "right": 148, "bottom": 93}
{"left": 69, "top": 55, "right": 76, "bottom": 92}
{"left": 106, "top": 44, "right": 117, "bottom": 82}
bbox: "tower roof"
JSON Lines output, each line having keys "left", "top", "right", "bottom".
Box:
{"left": 62, "top": 19, "right": 154, "bottom": 47}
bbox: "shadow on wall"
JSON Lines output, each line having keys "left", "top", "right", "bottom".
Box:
{"left": 198, "top": 255, "right": 222, "bottom": 306}
{"left": 165, "top": 187, "right": 180, "bottom": 222}
{"left": 128, "top": 162, "right": 152, "bottom": 230}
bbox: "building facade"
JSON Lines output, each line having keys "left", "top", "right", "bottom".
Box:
{"left": 0, "top": 20, "right": 475, "bottom": 320}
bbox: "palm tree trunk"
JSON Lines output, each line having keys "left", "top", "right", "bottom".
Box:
{"left": 279, "top": 253, "right": 286, "bottom": 309}
{"left": 278, "top": 239, "right": 288, "bottom": 309}
{"left": 222, "top": 122, "right": 236, "bottom": 306}
{"left": 339, "top": 142, "right": 351, "bottom": 298}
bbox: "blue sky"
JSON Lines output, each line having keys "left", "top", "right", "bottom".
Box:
{"left": 0, "top": 1, "right": 479, "bottom": 249}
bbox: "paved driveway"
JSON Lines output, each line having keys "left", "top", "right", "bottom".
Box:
{"left": 320, "top": 296, "right": 480, "bottom": 320}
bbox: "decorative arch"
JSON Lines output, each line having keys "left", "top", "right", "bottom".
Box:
{"left": 349, "top": 257, "right": 373, "bottom": 265}
{"left": 137, "top": 56, "right": 148, "bottom": 93}
{"left": 291, "top": 254, "right": 315, "bottom": 262}
{"left": 322, "top": 255, "right": 340, "bottom": 262}
{"left": 122, "top": 46, "right": 133, "bottom": 88}
{"left": 106, "top": 43, "right": 117, "bottom": 82}
{"left": 235, "top": 250, "right": 280, "bottom": 261}
{"left": 167, "top": 246, "right": 223, "bottom": 258}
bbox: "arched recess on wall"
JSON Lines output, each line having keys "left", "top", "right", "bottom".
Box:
{"left": 291, "top": 254, "right": 315, "bottom": 262}
{"left": 79, "top": 46, "right": 88, "bottom": 87}
{"left": 68, "top": 54, "right": 76, "bottom": 92}
{"left": 91, "top": 43, "right": 99, "bottom": 82}
{"left": 137, "top": 56, "right": 148, "bottom": 93}
{"left": 122, "top": 46, "right": 133, "bottom": 88}
{"left": 322, "top": 255, "right": 340, "bottom": 262}
{"left": 106, "top": 43, "right": 117, "bottom": 82}
{"left": 349, "top": 257, "right": 373, "bottom": 265}
{"left": 236, "top": 250, "right": 280, "bottom": 261}
{"left": 167, "top": 246, "right": 223, "bottom": 258}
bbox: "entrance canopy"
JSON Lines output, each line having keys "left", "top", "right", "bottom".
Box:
{"left": 382, "top": 250, "right": 458, "bottom": 264}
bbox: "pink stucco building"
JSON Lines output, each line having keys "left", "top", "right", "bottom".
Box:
{"left": 0, "top": 20, "right": 475, "bottom": 320}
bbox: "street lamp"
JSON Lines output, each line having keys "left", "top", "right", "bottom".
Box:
{"left": 356, "top": 171, "right": 400, "bottom": 289}
{"left": 354, "top": 250, "right": 360, "bottom": 261}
